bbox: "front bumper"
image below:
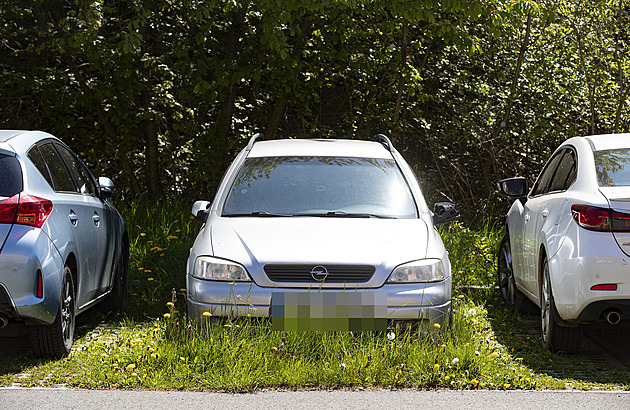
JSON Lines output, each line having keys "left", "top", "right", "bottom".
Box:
{"left": 186, "top": 275, "right": 452, "bottom": 324}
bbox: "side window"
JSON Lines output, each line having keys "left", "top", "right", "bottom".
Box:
{"left": 27, "top": 146, "right": 54, "bottom": 188}
{"left": 530, "top": 149, "right": 564, "bottom": 197}
{"left": 0, "top": 154, "right": 23, "bottom": 197}
{"left": 37, "top": 143, "right": 76, "bottom": 193}
{"left": 54, "top": 143, "right": 97, "bottom": 196}
{"left": 548, "top": 149, "right": 577, "bottom": 193}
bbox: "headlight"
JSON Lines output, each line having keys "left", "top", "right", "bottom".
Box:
{"left": 387, "top": 259, "right": 446, "bottom": 283}
{"left": 192, "top": 256, "right": 251, "bottom": 281}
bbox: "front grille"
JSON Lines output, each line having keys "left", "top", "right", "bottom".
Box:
{"left": 264, "top": 264, "right": 375, "bottom": 283}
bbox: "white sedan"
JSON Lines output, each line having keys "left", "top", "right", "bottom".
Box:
{"left": 497, "top": 134, "right": 630, "bottom": 354}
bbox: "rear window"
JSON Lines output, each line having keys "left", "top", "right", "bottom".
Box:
{"left": 0, "top": 154, "right": 23, "bottom": 197}
{"left": 222, "top": 156, "right": 417, "bottom": 219}
{"left": 594, "top": 149, "right": 630, "bottom": 186}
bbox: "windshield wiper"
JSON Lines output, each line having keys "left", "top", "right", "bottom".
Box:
{"left": 295, "top": 211, "right": 396, "bottom": 219}
{"left": 224, "top": 211, "right": 293, "bottom": 217}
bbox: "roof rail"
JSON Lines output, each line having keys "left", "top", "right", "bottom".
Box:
{"left": 245, "top": 133, "right": 265, "bottom": 152}
{"left": 375, "top": 134, "right": 394, "bottom": 152}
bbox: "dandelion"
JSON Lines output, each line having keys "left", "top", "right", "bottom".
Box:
{"left": 180, "top": 288, "right": 187, "bottom": 292}
{"left": 150, "top": 353, "right": 158, "bottom": 359}
{"left": 148, "top": 278, "right": 154, "bottom": 281}
{"left": 175, "top": 229, "right": 181, "bottom": 233}
{"left": 145, "top": 269, "right": 152, "bottom": 273}
{"left": 180, "top": 357, "right": 186, "bottom": 361}
{"left": 457, "top": 295, "right": 464, "bottom": 299}
{"left": 441, "top": 344, "right": 447, "bottom": 348}
{"left": 140, "top": 233, "right": 146, "bottom": 237}
{"left": 482, "top": 309, "right": 488, "bottom": 314}
{"left": 163, "top": 313, "right": 171, "bottom": 319}
{"left": 167, "top": 235, "right": 178, "bottom": 240}
{"left": 503, "top": 384, "right": 510, "bottom": 389}
{"left": 433, "top": 364, "right": 440, "bottom": 371}
{"left": 471, "top": 379, "right": 479, "bottom": 387}
{"left": 126, "top": 363, "right": 136, "bottom": 371}
{"left": 138, "top": 267, "right": 144, "bottom": 271}
{"left": 387, "top": 331, "right": 396, "bottom": 340}
{"left": 202, "top": 312, "right": 212, "bottom": 317}
{"left": 433, "top": 323, "right": 441, "bottom": 329}
{"left": 490, "top": 352, "right": 499, "bottom": 358}
{"left": 479, "top": 382, "right": 486, "bottom": 387}
{"left": 166, "top": 302, "right": 174, "bottom": 307}
{"left": 247, "top": 313, "right": 252, "bottom": 317}
{"left": 452, "top": 358, "right": 459, "bottom": 365}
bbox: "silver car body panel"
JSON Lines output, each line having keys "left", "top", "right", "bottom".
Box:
{"left": 187, "top": 138, "right": 452, "bottom": 322}
{"left": 0, "top": 130, "right": 126, "bottom": 324}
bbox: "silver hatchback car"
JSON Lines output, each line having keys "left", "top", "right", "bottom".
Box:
{"left": 0, "top": 130, "right": 128, "bottom": 357}
{"left": 186, "top": 135, "right": 458, "bottom": 330}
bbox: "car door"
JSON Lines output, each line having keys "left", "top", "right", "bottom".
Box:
{"left": 519, "top": 149, "right": 565, "bottom": 298}
{"left": 30, "top": 142, "right": 104, "bottom": 308}
{"left": 53, "top": 142, "right": 113, "bottom": 300}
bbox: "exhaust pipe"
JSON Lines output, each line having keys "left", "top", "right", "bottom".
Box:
{"left": 0, "top": 313, "right": 8, "bottom": 329}
{"left": 604, "top": 310, "right": 622, "bottom": 325}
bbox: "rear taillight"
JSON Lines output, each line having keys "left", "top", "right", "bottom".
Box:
{"left": 571, "top": 204, "right": 630, "bottom": 232}
{"left": 17, "top": 194, "right": 53, "bottom": 228}
{"left": 0, "top": 193, "right": 53, "bottom": 228}
{"left": 0, "top": 194, "right": 19, "bottom": 224}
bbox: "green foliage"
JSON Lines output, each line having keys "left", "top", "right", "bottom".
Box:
{"left": 1, "top": 0, "right": 629, "bottom": 217}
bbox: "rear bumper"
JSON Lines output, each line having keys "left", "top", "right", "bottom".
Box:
{"left": 0, "top": 224, "right": 64, "bottom": 324}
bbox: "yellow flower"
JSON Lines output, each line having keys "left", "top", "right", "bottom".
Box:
{"left": 180, "top": 357, "right": 186, "bottom": 361}
{"left": 247, "top": 313, "right": 252, "bottom": 317}
{"left": 503, "top": 384, "right": 510, "bottom": 389}
{"left": 148, "top": 278, "right": 154, "bottom": 281}
{"left": 175, "top": 229, "right": 181, "bottom": 233}
{"left": 126, "top": 363, "right": 136, "bottom": 371}
{"left": 202, "top": 312, "right": 212, "bottom": 317}
{"left": 433, "top": 323, "right": 441, "bottom": 329}
{"left": 479, "top": 382, "right": 486, "bottom": 387}
{"left": 441, "top": 344, "right": 447, "bottom": 348}
{"left": 180, "top": 288, "right": 187, "bottom": 292}
{"left": 140, "top": 233, "right": 146, "bottom": 237}
{"left": 471, "top": 379, "right": 478, "bottom": 387}
{"left": 433, "top": 364, "right": 440, "bottom": 371}
{"left": 167, "top": 235, "right": 178, "bottom": 240}
{"left": 490, "top": 352, "right": 499, "bottom": 358}
{"left": 145, "top": 269, "right": 152, "bottom": 273}
{"left": 163, "top": 313, "right": 171, "bottom": 319}
{"left": 138, "top": 267, "right": 144, "bottom": 271}
{"left": 150, "top": 353, "right": 158, "bottom": 359}
{"left": 166, "top": 302, "right": 174, "bottom": 307}
{"left": 457, "top": 295, "right": 464, "bottom": 299}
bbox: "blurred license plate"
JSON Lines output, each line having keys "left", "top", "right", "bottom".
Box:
{"left": 271, "top": 292, "right": 387, "bottom": 331}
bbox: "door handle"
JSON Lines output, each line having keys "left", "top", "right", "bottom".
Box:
{"left": 92, "top": 212, "right": 101, "bottom": 226}
{"left": 542, "top": 210, "right": 549, "bottom": 218}
{"left": 68, "top": 211, "right": 78, "bottom": 226}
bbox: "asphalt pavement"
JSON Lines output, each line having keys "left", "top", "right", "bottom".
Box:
{"left": 1, "top": 388, "right": 630, "bottom": 409}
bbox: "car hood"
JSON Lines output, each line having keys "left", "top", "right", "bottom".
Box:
{"left": 207, "top": 217, "right": 430, "bottom": 285}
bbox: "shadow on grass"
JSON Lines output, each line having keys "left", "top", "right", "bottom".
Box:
{"left": 464, "top": 287, "right": 630, "bottom": 387}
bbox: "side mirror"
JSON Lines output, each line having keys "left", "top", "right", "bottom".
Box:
{"left": 191, "top": 200, "right": 211, "bottom": 222}
{"left": 433, "top": 202, "right": 460, "bottom": 225}
{"left": 497, "top": 177, "right": 528, "bottom": 198}
{"left": 98, "top": 177, "right": 115, "bottom": 199}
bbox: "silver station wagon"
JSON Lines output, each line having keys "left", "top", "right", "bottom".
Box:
{"left": 0, "top": 130, "right": 128, "bottom": 357}
{"left": 186, "top": 135, "right": 458, "bottom": 330}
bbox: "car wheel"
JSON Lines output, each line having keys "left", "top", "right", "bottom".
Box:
{"left": 99, "top": 244, "right": 129, "bottom": 313}
{"left": 540, "top": 258, "right": 582, "bottom": 354}
{"left": 29, "top": 266, "right": 76, "bottom": 358}
{"left": 497, "top": 234, "right": 535, "bottom": 313}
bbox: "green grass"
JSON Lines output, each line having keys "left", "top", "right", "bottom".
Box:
{"left": 0, "top": 201, "right": 628, "bottom": 390}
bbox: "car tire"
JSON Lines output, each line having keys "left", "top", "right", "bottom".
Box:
{"left": 29, "top": 266, "right": 76, "bottom": 358}
{"left": 99, "top": 244, "right": 129, "bottom": 313}
{"left": 540, "top": 258, "right": 582, "bottom": 354}
{"left": 497, "top": 234, "right": 535, "bottom": 313}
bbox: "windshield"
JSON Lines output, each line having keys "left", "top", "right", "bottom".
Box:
{"left": 222, "top": 156, "right": 417, "bottom": 219}
{"left": 594, "top": 149, "right": 630, "bottom": 187}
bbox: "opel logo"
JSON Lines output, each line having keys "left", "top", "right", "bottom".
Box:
{"left": 310, "top": 265, "right": 329, "bottom": 282}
